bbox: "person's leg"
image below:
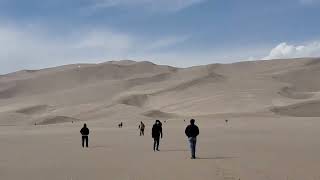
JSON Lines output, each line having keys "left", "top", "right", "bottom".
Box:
{"left": 192, "top": 138, "right": 196, "bottom": 158}
{"left": 85, "top": 136, "right": 88, "bottom": 147}
{"left": 153, "top": 138, "right": 156, "bottom": 151}
{"left": 188, "top": 137, "right": 193, "bottom": 158}
{"left": 156, "top": 137, "right": 160, "bottom": 151}
{"left": 82, "top": 136, "right": 85, "bottom": 148}
{"left": 142, "top": 129, "right": 144, "bottom": 136}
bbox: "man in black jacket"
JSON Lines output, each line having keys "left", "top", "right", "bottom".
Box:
{"left": 185, "top": 119, "right": 199, "bottom": 159}
{"left": 152, "top": 120, "right": 162, "bottom": 151}
{"left": 80, "top": 123, "right": 90, "bottom": 148}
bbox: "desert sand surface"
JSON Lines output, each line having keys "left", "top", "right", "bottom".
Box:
{"left": 1, "top": 58, "right": 320, "bottom": 180}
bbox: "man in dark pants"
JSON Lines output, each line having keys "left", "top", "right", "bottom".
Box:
{"left": 185, "top": 119, "right": 199, "bottom": 159}
{"left": 80, "top": 123, "right": 90, "bottom": 148}
{"left": 152, "top": 120, "right": 162, "bottom": 151}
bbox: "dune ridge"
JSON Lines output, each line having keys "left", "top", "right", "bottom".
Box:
{"left": 0, "top": 58, "right": 320, "bottom": 125}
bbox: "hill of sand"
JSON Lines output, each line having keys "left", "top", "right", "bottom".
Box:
{"left": 1, "top": 58, "right": 320, "bottom": 125}
{"left": 1, "top": 58, "right": 320, "bottom": 180}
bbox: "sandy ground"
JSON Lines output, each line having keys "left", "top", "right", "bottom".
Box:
{"left": 1, "top": 58, "right": 320, "bottom": 180}
{"left": 1, "top": 116, "right": 320, "bottom": 180}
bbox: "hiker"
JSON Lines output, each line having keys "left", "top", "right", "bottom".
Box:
{"left": 185, "top": 119, "right": 199, "bottom": 159}
{"left": 139, "top": 121, "right": 145, "bottom": 136}
{"left": 152, "top": 120, "right": 163, "bottom": 151}
{"left": 80, "top": 123, "right": 90, "bottom": 148}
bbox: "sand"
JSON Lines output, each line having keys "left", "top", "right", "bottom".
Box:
{"left": 0, "top": 58, "right": 320, "bottom": 180}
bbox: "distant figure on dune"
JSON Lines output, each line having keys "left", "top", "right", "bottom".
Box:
{"left": 225, "top": 119, "right": 228, "bottom": 123}
{"left": 152, "top": 120, "right": 163, "bottom": 151}
{"left": 80, "top": 123, "right": 90, "bottom": 148}
{"left": 118, "top": 122, "right": 123, "bottom": 128}
{"left": 139, "top": 121, "right": 145, "bottom": 136}
{"left": 185, "top": 119, "right": 199, "bottom": 159}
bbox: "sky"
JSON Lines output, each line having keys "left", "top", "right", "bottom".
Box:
{"left": 0, "top": 0, "right": 320, "bottom": 73}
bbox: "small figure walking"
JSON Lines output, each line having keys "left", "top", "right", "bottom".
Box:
{"left": 185, "top": 119, "right": 199, "bottom": 159}
{"left": 152, "top": 120, "right": 162, "bottom": 151}
{"left": 139, "top": 121, "right": 145, "bottom": 136}
{"left": 80, "top": 123, "right": 89, "bottom": 148}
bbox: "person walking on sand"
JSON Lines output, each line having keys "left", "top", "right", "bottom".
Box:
{"left": 152, "top": 120, "right": 162, "bottom": 151}
{"left": 185, "top": 119, "right": 199, "bottom": 159}
{"left": 80, "top": 123, "right": 90, "bottom": 148}
{"left": 139, "top": 121, "right": 145, "bottom": 136}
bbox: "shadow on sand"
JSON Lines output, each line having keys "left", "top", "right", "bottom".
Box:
{"left": 161, "top": 149, "right": 189, "bottom": 152}
{"left": 196, "top": 156, "right": 237, "bottom": 160}
{"left": 89, "top": 145, "right": 110, "bottom": 149}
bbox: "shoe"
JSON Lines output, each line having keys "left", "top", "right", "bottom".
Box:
{"left": 156, "top": 149, "right": 160, "bottom": 151}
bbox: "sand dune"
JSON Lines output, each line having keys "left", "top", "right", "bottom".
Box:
{"left": 1, "top": 58, "right": 320, "bottom": 124}
{"left": 1, "top": 58, "right": 320, "bottom": 180}
{"left": 142, "top": 109, "right": 180, "bottom": 118}
{"left": 271, "top": 100, "right": 320, "bottom": 117}
{"left": 37, "top": 115, "right": 80, "bottom": 125}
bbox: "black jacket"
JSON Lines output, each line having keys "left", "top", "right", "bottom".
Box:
{"left": 185, "top": 124, "right": 199, "bottom": 138}
{"left": 80, "top": 127, "right": 89, "bottom": 136}
{"left": 152, "top": 124, "right": 162, "bottom": 138}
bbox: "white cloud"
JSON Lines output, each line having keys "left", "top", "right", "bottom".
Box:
{"left": 0, "top": 24, "right": 135, "bottom": 73}
{"left": 0, "top": 24, "right": 190, "bottom": 74}
{"left": 90, "top": 0, "right": 205, "bottom": 12}
{"left": 263, "top": 42, "right": 320, "bottom": 60}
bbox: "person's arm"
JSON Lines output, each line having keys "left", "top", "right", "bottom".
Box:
{"left": 185, "top": 127, "right": 188, "bottom": 137}
{"left": 196, "top": 126, "right": 199, "bottom": 136}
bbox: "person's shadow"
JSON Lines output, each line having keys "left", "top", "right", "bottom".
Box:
{"left": 161, "top": 149, "right": 189, "bottom": 152}
{"left": 89, "top": 145, "right": 110, "bottom": 149}
{"left": 196, "top": 156, "right": 237, "bottom": 160}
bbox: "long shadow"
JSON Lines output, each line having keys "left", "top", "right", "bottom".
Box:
{"left": 196, "top": 156, "right": 237, "bottom": 160}
{"left": 89, "top": 145, "right": 110, "bottom": 149}
{"left": 161, "top": 149, "right": 189, "bottom": 152}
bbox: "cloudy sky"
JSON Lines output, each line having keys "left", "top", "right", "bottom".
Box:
{"left": 0, "top": 0, "right": 320, "bottom": 73}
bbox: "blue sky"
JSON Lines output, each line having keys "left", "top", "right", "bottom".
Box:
{"left": 0, "top": 0, "right": 320, "bottom": 73}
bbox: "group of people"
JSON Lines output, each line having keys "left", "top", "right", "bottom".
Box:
{"left": 80, "top": 119, "right": 200, "bottom": 159}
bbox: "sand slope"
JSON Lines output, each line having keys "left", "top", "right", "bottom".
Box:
{"left": 1, "top": 58, "right": 320, "bottom": 125}
{"left": 1, "top": 58, "right": 320, "bottom": 180}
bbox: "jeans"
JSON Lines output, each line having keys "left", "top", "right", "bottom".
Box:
{"left": 188, "top": 137, "right": 197, "bottom": 158}
{"left": 153, "top": 137, "right": 160, "bottom": 151}
{"left": 82, "top": 136, "right": 88, "bottom": 148}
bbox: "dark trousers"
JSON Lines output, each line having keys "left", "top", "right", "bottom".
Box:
{"left": 82, "top": 136, "right": 88, "bottom": 148}
{"left": 188, "top": 137, "right": 197, "bottom": 158}
{"left": 140, "top": 129, "right": 144, "bottom": 136}
{"left": 153, "top": 137, "right": 160, "bottom": 151}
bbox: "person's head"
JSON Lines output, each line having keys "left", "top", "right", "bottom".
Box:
{"left": 155, "top": 120, "right": 160, "bottom": 125}
{"left": 190, "top": 119, "right": 195, "bottom": 125}
{"left": 84, "top": 123, "right": 87, "bottom": 127}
